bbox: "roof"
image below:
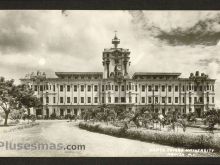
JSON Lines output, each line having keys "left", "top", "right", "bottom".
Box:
{"left": 55, "top": 72, "right": 103, "bottom": 77}
{"left": 133, "top": 72, "right": 181, "bottom": 76}
{"left": 103, "top": 48, "right": 130, "bottom": 53}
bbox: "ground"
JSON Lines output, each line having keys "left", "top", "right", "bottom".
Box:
{"left": 0, "top": 120, "right": 219, "bottom": 157}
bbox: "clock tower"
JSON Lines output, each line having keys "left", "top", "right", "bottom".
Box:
{"left": 102, "top": 33, "right": 131, "bottom": 79}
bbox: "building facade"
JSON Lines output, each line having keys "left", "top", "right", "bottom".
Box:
{"left": 20, "top": 35, "right": 216, "bottom": 118}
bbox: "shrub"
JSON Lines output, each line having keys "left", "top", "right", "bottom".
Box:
{"left": 50, "top": 112, "right": 57, "bottom": 120}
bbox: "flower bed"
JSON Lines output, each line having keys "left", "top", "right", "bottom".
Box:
{"left": 2, "top": 122, "right": 39, "bottom": 133}
{"left": 79, "top": 122, "right": 220, "bottom": 152}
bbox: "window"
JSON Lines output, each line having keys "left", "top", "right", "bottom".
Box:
{"left": 60, "top": 85, "right": 63, "bottom": 92}
{"left": 87, "top": 85, "right": 91, "bottom": 92}
{"left": 53, "top": 85, "right": 55, "bottom": 91}
{"left": 74, "top": 97, "right": 77, "bottom": 103}
{"left": 74, "top": 109, "right": 77, "bottom": 115}
{"left": 175, "top": 86, "right": 178, "bottom": 92}
{"left": 102, "top": 97, "right": 104, "bottom": 103}
{"left": 46, "top": 97, "right": 49, "bottom": 103}
{"left": 189, "top": 97, "right": 192, "bottom": 103}
{"left": 148, "top": 85, "right": 152, "bottom": 91}
{"left": 162, "top": 97, "right": 165, "bottom": 103}
{"left": 212, "top": 97, "right": 214, "bottom": 103}
{"left": 189, "top": 108, "right": 192, "bottom": 112}
{"left": 46, "top": 85, "right": 48, "bottom": 90}
{"left": 168, "top": 85, "right": 172, "bottom": 92}
{"left": 108, "top": 97, "right": 111, "bottom": 103}
{"left": 94, "top": 85, "right": 98, "bottom": 92}
{"left": 81, "top": 97, "right": 84, "bottom": 103}
{"left": 155, "top": 97, "right": 158, "bottom": 103}
{"left": 53, "top": 97, "right": 56, "bottom": 103}
{"left": 74, "top": 85, "right": 77, "bottom": 92}
{"left": 162, "top": 85, "right": 165, "bottom": 92}
{"left": 194, "top": 97, "right": 197, "bottom": 103}
{"left": 148, "top": 97, "right": 152, "bottom": 104}
{"left": 67, "top": 109, "right": 70, "bottom": 114}
{"left": 60, "top": 109, "right": 64, "bottom": 116}
{"left": 40, "top": 85, "right": 43, "bottom": 91}
{"left": 207, "top": 85, "right": 209, "bottom": 90}
{"left": 183, "top": 108, "right": 186, "bottom": 114}
{"left": 189, "top": 85, "right": 191, "bottom": 90}
{"left": 40, "top": 97, "right": 43, "bottom": 103}
{"left": 193, "top": 86, "right": 197, "bottom": 91}
{"left": 135, "top": 97, "right": 137, "bottom": 103}
{"left": 212, "top": 85, "right": 214, "bottom": 92}
{"left": 199, "top": 97, "right": 203, "bottom": 103}
{"left": 115, "top": 97, "right": 118, "bottom": 103}
{"left": 88, "top": 97, "right": 91, "bottom": 103}
{"left": 81, "top": 85, "right": 84, "bottom": 92}
{"left": 129, "top": 97, "right": 132, "bottom": 103}
{"left": 182, "top": 85, "right": 185, "bottom": 91}
{"left": 200, "top": 86, "right": 203, "bottom": 91}
{"left": 121, "top": 85, "right": 125, "bottom": 91}
{"left": 175, "top": 97, "right": 178, "bottom": 103}
{"left": 142, "top": 85, "right": 145, "bottom": 92}
{"left": 182, "top": 97, "right": 185, "bottom": 103}
{"left": 121, "top": 97, "right": 125, "bottom": 103}
{"left": 135, "top": 85, "right": 137, "bottom": 91}
{"left": 168, "top": 97, "right": 172, "bottom": 103}
{"left": 106, "top": 85, "right": 108, "bottom": 90}
{"left": 102, "top": 85, "right": 104, "bottom": 91}
{"left": 142, "top": 97, "right": 145, "bottom": 103}
{"left": 94, "top": 97, "right": 98, "bottom": 103}
{"left": 67, "top": 85, "right": 70, "bottom": 92}
{"left": 67, "top": 97, "right": 70, "bottom": 103}
{"left": 207, "top": 97, "right": 209, "bottom": 103}
{"left": 115, "top": 85, "right": 118, "bottom": 91}
{"left": 155, "top": 85, "right": 158, "bottom": 92}
{"left": 34, "top": 85, "right": 38, "bottom": 91}
{"left": 60, "top": 97, "right": 63, "bottom": 103}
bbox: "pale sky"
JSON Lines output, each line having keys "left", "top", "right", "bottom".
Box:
{"left": 0, "top": 10, "right": 220, "bottom": 107}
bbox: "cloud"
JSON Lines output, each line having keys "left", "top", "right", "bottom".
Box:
{"left": 129, "top": 11, "right": 220, "bottom": 46}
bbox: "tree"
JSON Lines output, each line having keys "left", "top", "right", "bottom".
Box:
{"left": 16, "top": 84, "right": 41, "bottom": 123}
{"left": 142, "top": 108, "right": 154, "bottom": 129}
{"left": 127, "top": 108, "right": 147, "bottom": 128}
{"left": 0, "top": 77, "right": 19, "bottom": 126}
{"left": 203, "top": 108, "right": 220, "bottom": 133}
{"left": 16, "top": 84, "right": 41, "bottom": 115}
{"left": 186, "top": 112, "right": 197, "bottom": 123}
{"left": 165, "top": 109, "right": 180, "bottom": 132}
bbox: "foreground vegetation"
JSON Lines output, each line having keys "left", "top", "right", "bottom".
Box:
{"left": 79, "top": 121, "right": 220, "bottom": 151}
{"left": 0, "top": 76, "right": 41, "bottom": 126}
{"left": 81, "top": 104, "right": 220, "bottom": 134}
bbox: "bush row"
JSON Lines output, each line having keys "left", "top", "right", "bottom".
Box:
{"left": 79, "top": 122, "right": 220, "bottom": 152}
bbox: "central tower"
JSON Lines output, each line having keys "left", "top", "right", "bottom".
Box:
{"left": 102, "top": 33, "right": 131, "bottom": 79}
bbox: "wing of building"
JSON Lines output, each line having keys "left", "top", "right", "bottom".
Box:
{"left": 20, "top": 35, "right": 216, "bottom": 119}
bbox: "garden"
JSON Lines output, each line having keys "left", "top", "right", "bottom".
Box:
{"left": 79, "top": 104, "right": 220, "bottom": 151}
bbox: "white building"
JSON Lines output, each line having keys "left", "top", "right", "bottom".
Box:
{"left": 20, "top": 35, "right": 216, "bottom": 118}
